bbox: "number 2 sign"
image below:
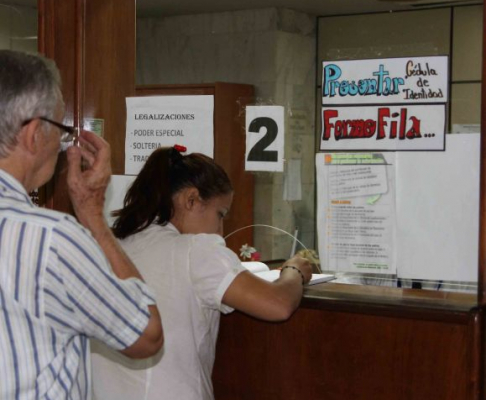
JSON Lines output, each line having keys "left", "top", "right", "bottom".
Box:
{"left": 245, "top": 106, "right": 284, "bottom": 172}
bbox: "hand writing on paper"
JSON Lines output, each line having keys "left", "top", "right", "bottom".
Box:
{"left": 282, "top": 255, "right": 312, "bottom": 284}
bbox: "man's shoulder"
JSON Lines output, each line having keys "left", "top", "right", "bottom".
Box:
{"left": 13, "top": 204, "right": 89, "bottom": 238}
{"left": 0, "top": 198, "right": 69, "bottom": 226}
{"left": 30, "top": 205, "right": 71, "bottom": 222}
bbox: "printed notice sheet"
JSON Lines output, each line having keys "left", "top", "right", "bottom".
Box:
{"left": 316, "top": 133, "right": 480, "bottom": 282}
{"left": 316, "top": 153, "right": 396, "bottom": 274}
{"left": 125, "top": 95, "right": 214, "bottom": 174}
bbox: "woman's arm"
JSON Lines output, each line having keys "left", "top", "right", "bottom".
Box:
{"left": 221, "top": 256, "right": 312, "bottom": 322}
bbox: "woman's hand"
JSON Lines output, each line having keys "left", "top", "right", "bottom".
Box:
{"left": 222, "top": 256, "right": 313, "bottom": 322}
{"left": 281, "top": 255, "right": 313, "bottom": 284}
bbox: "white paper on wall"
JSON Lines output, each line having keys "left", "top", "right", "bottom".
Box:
{"left": 103, "top": 175, "right": 136, "bottom": 227}
{"left": 316, "top": 153, "right": 397, "bottom": 275}
{"left": 283, "top": 159, "right": 302, "bottom": 201}
{"left": 395, "top": 133, "right": 480, "bottom": 282}
{"left": 125, "top": 95, "right": 214, "bottom": 174}
{"left": 320, "top": 104, "right": 446, "bottom": 151}
{"left": 245, "top": 106, "right": 284, "bottom": 172}
{"left": 316, "top": 133, "right": 480, "bottom": 282}
{"left": 321, "top": 56, "right": 449, "bottom": 105}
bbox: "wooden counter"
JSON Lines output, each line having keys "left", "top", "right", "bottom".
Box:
{"left": 213, "top": 283, "right": 481, "bottom": 400}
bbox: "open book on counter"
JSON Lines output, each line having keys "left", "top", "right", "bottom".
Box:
{"left": 242, "top": 262, "right": 335, "bottom": 286}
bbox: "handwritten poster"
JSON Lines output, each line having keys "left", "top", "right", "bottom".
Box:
{"left": 321, "top": 104, "right": 446, "bottom": 151}
{"left": 322, "top": 56, "right": 448, "bottom": 105}
{"left": 316, "top": 153, "right": 396, "bottom": 274}
{"left": 125, "top": 95, "right": 214, "bottom": 174}
{"left": 320, "top": 56, "right": 448, "bottom": 152}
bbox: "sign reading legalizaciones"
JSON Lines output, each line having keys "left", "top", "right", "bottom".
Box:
{"left": 125, "top": 95, "right": 214, "bottom": 174}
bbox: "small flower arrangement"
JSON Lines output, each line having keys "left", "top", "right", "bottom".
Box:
{"left": 239, "top": 244, "right": 261, "bottom": 261}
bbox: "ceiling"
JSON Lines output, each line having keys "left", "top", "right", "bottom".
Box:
{"left": 1, "top": 0, "right": 482, "bottom": 17}
{"left": 136, "top": 0, "right": 482, "bottom": 17}
{"left": 1, "top": 0, "right": 34, "bottom": 7}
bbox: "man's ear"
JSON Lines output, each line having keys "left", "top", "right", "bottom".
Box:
{"left": 18, "top": 119, "right": 42, "bottom": 155}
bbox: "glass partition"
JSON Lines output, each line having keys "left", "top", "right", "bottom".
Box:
{"left": 0, "top": 1, "right": 37, "bottom": 52}
{"left": 1, "top": 1, "right": 38, "bottom": 203}
{"left": 136, "top": 2, "right": 483, "bottom": 298}
{"left": 317, "top": 6, "right": 482, "bottom": 295}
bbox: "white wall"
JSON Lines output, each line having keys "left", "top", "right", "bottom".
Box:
{"left": 137, "top": 8, "right": 317, "bottom": 260}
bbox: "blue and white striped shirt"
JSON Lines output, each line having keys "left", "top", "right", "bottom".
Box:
{"left": 0, "top": 170, "right": 156, "bottom": 400}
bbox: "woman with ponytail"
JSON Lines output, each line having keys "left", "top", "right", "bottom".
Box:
{"left": 92, "top": 146, "right": 312, "bottom": 400}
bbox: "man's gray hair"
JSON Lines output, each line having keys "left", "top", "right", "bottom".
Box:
{"left": 0, "top": 50, "right": 62, "bottom": 157}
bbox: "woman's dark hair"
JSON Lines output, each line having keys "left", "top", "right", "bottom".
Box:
{"left": 112, "top": 147, "right": 233, "bottom": 239}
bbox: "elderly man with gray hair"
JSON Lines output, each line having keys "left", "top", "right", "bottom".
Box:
{"left": 0, "top": 50, "right": 163, "bottom": 399}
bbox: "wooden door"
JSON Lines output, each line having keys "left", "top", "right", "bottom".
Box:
{"left": 38, "top": 0, "right": 136, "bottom": 212}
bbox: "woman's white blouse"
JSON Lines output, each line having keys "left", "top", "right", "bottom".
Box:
{"left": 91, "top": 222, "right": 246, "bottom": 400}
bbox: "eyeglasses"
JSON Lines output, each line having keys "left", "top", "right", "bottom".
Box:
{"left": 22, "top": 117, "right": 76, "bottom": 143}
